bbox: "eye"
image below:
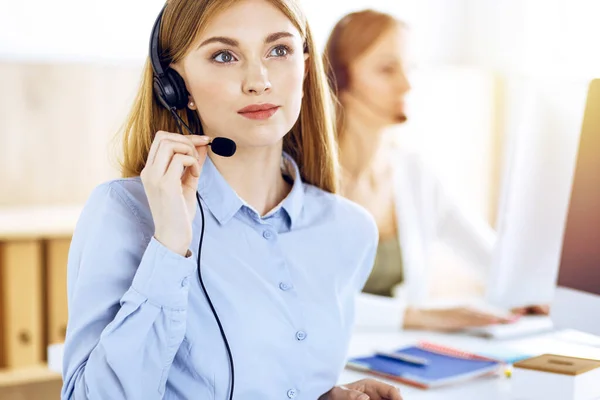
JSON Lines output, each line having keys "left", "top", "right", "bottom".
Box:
{"left": 213, "top": 51, "right": 236, "bottom": 64}
{"left": 269, "top": 45, "right": 291, "bottom": 58}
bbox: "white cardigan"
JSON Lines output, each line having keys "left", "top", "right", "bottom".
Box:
{"left": 354, "top": 149, "right": 496, "bottom": 330}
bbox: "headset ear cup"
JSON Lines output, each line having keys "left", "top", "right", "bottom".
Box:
{"left": 338, "top": 66, "right": 349, "bottom": 92}
{"left": 153, "top": 76, "right": 173, "bottom": 110}
{"left": 166, "top": 69, "right": 189, "bottom": 110}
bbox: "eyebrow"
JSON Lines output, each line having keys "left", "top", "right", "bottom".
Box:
{"left": 197, "top": 31, "right": 295, "bottom": 49}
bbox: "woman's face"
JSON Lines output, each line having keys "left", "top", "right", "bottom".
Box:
{"left": 342, "top": 26, "right": 411, "bottom": 126}
{"left": 175, "top": 0, "right": 308, "bottom": 149}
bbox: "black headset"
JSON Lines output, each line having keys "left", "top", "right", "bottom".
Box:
{"left": 149, "top": 4, "right": 236, "bottom": 400}
{"left": 149, "top": 6, "right": 189, "bottom": 111}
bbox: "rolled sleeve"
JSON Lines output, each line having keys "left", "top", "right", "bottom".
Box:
{"left": 131, "top": 237, "right": 196, "bottom": 310}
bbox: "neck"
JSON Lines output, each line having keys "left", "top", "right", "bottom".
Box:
{"left": 339, "top": 108, "right": 389, "bottom": 181}
{"left": 209, "top": 141, "right": 291, "bottom": 216}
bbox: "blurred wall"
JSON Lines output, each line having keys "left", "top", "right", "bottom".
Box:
{"left": 464, "top": 0, "right": 600, "bottom": 225}
{"left": 1, "top": 0, "right": 491, "bottom": 212}
{"left": 3, "top": 1, "right": 598, "bottom": 210}
{"left": 0, "top": 62, "right": 140, "bottom": 207}
{"left": 0, "top": 0, "right": 468, "bottom": 64}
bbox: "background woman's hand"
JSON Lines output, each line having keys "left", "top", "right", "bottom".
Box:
{"left": 320, "top": 379, "right": 403, "bottom": 400}
{"left": 140, "top": 131, "right": 210, "bottom": 256}
{"left": 511, "top": 304, "right": 550, "bottom": 315}
{"left": 403, "top": 306, "right": 518, "bottom": 332}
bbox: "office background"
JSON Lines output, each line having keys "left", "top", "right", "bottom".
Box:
{"left": 0, "top": 0, "right": 599, "bottom": 395}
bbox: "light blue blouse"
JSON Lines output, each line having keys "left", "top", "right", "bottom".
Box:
{"left": 61, "top": 152, "right": 378, "bottom": 400}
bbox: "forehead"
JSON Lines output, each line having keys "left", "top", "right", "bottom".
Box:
{"left": 196, "top": 0, "right": 302, "bottom": 43}
{"left": 358, "top": 27, "right": 407, "bottom": 64}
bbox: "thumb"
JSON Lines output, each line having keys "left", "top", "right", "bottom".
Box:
{"left": 353, "top": 393, "right": 370, "bottom": 400}
{"left": 338, "top": 387, "right": 370, "bottom": 400}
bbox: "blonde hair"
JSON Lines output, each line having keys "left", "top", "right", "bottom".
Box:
{"left": 118, "top": 0, "right": 339, "bottom": 193}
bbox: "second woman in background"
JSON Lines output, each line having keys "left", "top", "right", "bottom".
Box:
{"left": 324, "top": 10, "right": 548, "bottom": 332}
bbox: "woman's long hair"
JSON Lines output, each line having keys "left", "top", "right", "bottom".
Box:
{"left": 118, "top": 0, "right": 339, "bottom": 193}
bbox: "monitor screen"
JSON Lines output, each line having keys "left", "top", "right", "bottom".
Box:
{"left": 557, "top": 79, "right": 600, "bottom": 296}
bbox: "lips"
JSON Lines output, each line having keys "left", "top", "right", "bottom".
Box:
{"left": 237, "top": 103, "right": 280, "bottom": 120}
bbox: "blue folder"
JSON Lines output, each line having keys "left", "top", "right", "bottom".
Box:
{"left": 347, "top": 344, "right": 503, "bottom": 389}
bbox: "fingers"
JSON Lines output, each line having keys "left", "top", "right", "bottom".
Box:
{"left": 343, "top": 380, "right": 402, "bottom": 400}
{"left": 150, "top": 140, "right": 198, "bottom": 178}
{"left": 146, "top": 131, "right": 210, "bottom": 168}
{"left": 461, "top": 316, "right": 504, "bottom": 328}
{"left": 181, "top": 145, "right": 208, "bottom": 190}
{"left": 147, "top": 131, "right": 191, "bottom": 166}
{"left": 453, "top": 308, "right": 498, "bottom": 327}
{"left": 164, "top": 154, "right": 201, "bottom": 187}
{"left": 327, "top": 386, "right": 370, "bottom": 400}
{"left": 416, "top": 306, "right": 522, "bottom": 332}
{"left": 434, "top": 308, "right": 511, "bottom": 332}
{"left": 531, "top": 304, "right": 550, "bottom": 315}
{"left": 464, "top": 307, "right": 514, "bottom": 324}
{"left": 512, "top": 304, "right": 550, "bottom": 315}
{"left": 360, "top": 379, "right": 403, "bottom": 400}
{"left": 347, "top": 391, "right": 369, "bottom": 400}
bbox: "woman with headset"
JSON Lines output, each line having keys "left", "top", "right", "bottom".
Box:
{"left": 324, "top": 10, "right": 549, "bottom": 332}
{"left": 61, "top": 1, "right": 401, "bottom": 399}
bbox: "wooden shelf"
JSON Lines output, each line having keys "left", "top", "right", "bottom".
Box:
{"left": 0, "top": 209, "right": 77, "bottom": 371}
{"left": 0, "top": 364, "right": 62, "bottom": 400}
{"left": 0, "top": 364, "right": 61, "bottom": 386}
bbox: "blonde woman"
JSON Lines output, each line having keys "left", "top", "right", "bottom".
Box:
{"left": 324, "top": 10, "right": 549, "bottom": 332}
{"left": 61, "top": 1, "right": 401, "bottom": 399}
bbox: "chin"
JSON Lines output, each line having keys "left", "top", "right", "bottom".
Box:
{"left": 232, "top": 125, "right": 289, "bottom": 149}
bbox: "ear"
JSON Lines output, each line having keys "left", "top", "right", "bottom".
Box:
{"left": 337, "top": 89, "right": 351, "bottom": 106}
{"left": 171, "top": 61, "right": 184, "bottom": 78}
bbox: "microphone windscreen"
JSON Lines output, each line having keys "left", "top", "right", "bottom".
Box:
{"left": 210, "top": 137, "right": 237, "bottom": 157}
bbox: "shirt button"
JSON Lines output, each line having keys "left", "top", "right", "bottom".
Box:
{"left": 287, "top": 389, "right": 298, "bottom": 399}
{"left": 181, "top": 277, "right": 189, "bottom": 287}
{"left": 295, "top": 331, "right": 307, "bottom": 341}
{"left": 263, "top": 230, "right": 273, "bottom": 240}
{"left": 279, "top": 282, "right": 292, "bottom": 291}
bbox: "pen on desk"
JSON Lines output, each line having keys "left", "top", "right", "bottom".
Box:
{"left": 375, "top": 351, "right": 430, "bottom": 366}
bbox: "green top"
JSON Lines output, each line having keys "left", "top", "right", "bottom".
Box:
{"left": 362, "top": 235, "right": 404, "bottom": 297}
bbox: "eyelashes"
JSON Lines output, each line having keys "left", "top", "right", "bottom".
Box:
{"left": 212, "top": 51, "right": 236, "bottom": 64}
{"left": 210, "top": 44, "right": 294, "bottom": 64}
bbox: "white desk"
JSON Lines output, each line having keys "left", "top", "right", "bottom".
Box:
{"left": 47, "top": 328, "right": 600, "bottom": 399}
{"left": 339, "top": 329, "right": 600, "bottom": 399}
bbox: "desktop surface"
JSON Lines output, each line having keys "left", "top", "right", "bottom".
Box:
{"left": 341, "top": 328, "right": 600, "bottom": 399}
{"left": 46, "top": 326, "right": 600, "bottom": 399}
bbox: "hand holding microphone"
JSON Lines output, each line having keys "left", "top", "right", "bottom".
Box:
{"left": 140, "top": 130, "right": 237, "bottom": 257}
{"left": 141, "top": 131, "right": 210, "bottom": 256}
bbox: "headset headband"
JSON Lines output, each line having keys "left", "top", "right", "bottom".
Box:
{"left": 149, "top": 5, "right": 167, "bottom": 77}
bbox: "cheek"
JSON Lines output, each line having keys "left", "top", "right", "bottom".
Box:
{"left": 355, "top": 72, "right": 394, "bottom": 106}
{"left": 270, "top": 61, "right": 305, "bottom": 118}
{"left": 187, "top": 74, "right": 238, "bottom": 132}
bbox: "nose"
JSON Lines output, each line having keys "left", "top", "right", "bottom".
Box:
{"left": 242, "top": 61, "right": 272, "bottom": 95}
{"left": 397, "top": 70, "right": 411, "bottom": 95}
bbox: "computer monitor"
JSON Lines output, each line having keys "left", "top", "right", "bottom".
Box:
{"left": 551, "top": 79, "right": 600, "bottom": 336}
{"left": 486, "top": 79, "right": 590, "bottom": 310}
